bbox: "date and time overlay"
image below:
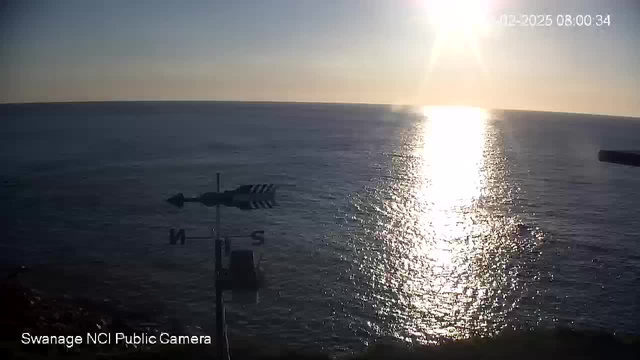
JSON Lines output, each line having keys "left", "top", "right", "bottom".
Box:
{"left": 495, "top": 14, "right": 611, "bottom": 27}
{"left": 433, "top": 12, "right": 613, "bottom": 29}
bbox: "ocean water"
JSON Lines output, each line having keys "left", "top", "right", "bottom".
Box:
{"left": 1, "top": 102, "right": 639, "bottom": 353}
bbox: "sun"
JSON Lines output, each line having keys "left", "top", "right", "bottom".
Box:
{"left": 427, "top": 0, "right": 489, "bottom": 37}
{"left": 422, "top": 0, "right": 491, "bottom": 73}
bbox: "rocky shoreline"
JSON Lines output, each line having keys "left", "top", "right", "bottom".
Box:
{"left": 0, "top": 267, "right": 180, "bottom": 356}
{"left": 0, "top": 267, "right": 329, "bottom": 359}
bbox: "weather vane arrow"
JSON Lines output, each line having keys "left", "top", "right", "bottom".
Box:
{"left": 167, "top": 184, "right": 278, "bottom": 210}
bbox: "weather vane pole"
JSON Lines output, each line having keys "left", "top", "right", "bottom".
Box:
{"left": 214, "top": 172, "right": 227, "bottom": 360}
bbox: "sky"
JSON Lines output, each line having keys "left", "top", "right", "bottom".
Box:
{"left": 1, "top": 0, "right": 639, "bottom": 117}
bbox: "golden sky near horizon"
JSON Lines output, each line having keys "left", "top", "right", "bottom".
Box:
{"left": 2, "top": 0, "right": 639, "bottom": 117}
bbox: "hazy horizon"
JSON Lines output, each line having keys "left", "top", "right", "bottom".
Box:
{"left": 4, "top": 100, "right": 639, "bottom": 121}
{"left": 2, "top": 0, "right": 639, "bottom": 118}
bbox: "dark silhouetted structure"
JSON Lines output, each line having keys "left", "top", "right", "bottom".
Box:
{"left": 598, "top": 150, "right": 640, "bottom": 167}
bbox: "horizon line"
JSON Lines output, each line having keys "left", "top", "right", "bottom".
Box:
{"left": 1, "top": 99, "right": 638, "bottom": 120}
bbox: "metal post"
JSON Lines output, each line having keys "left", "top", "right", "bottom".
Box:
{"left": 215, "top": 173, "right": 222, "bottom": 272}
{"left": 214, "top": 173, "right": 229, "bottom": 359}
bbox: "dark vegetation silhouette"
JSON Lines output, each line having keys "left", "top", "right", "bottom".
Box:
{"left": 2, "top": 270, "right": 638, "bottom": 360}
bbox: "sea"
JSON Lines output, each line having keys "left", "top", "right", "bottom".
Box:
{"left": 1, "top": 102, "right": 639, "bottom": 353}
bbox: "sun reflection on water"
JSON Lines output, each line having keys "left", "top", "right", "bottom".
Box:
{"left": 415, "top": 106, "right": 489, "bottom": 337}
{"left": 419, "top": 106, "right": 488, "bottom": 242}
{"left": 355, "top": 106, "right": 543, "bottom": 343}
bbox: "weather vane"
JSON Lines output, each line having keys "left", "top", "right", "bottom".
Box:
{"left": 166, "top": 173, "right": 279, "bottom": 360}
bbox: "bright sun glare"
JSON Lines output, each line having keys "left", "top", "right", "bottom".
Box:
{"left": 423, "top": 0, "right": 491, "bottom": 73}
{"left": 418, "top": 106, "right": 489, "bottom": 211}
{"left": 427, "top": 0, "right": 488, "bottom": 36}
